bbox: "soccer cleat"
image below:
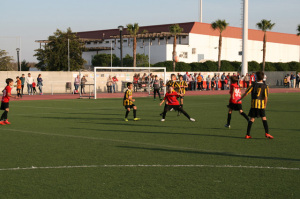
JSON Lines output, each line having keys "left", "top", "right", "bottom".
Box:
{"left": 0, "top": 121, "right": 6, "bottom": 125}
{"left": 170, "top": 108, "right": 174, "bottom": 111}
{"left": 124, "top": 118, "right": 128, "bottom": 122}
{"left": 245, "top": 135, "right": 252, "bottom": 139}
{"left": 159, "top": 113, "right": 163, "bottom": 116}
{"left": 4, "top": 120, "right": 11, "bottom": 125}
{"left": 177, "top": 112, "right": 181, "bottom": 116}
{"left": 133, "top": 118, "right": 140, "bottom": 121}
{"left": 161, "top": 119, "right": 165, "bottom": 122}
{"left": 190, "top": 118, "right": 195, "bottom": 122}
{"left": 265, "top": 133, "right": 274, "bottom": 139}
{"left": 224, "top": 124, "right": 231, "bottom": 128}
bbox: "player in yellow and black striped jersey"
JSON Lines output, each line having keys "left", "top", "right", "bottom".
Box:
{"left": 238, "top": 71, "right": 273, "bottom": 139}
{"left": 165, "top": 74, "right": 180, "bottom": 92}
{"left": 177, "top": 75, "right": 188, "bottom": 116}
{"left": 123, "top": 82, "right": 140, "bottom": 122}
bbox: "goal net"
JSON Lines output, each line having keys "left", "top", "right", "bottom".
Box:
{"left": 93, "top": 67, "right": 167, "bottom": 99}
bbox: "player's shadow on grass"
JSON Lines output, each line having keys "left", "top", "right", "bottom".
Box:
{"left": 117, "top": 146, "right": 300, "bottom": 162}
{"left": 71, "top": 127, "right": 247, "bottom": 139}
{"left": 65, "top": 112, "right": 121, "bottom": 116}
{"left": 268, "top": 110, "right": 300, "bottom": 113}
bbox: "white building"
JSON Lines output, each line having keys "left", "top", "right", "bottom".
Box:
{"left": 76, "top": 22, "right": 300, "bottom": 67}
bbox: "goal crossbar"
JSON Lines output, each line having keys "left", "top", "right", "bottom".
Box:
{"left": 93, "top": 67, "right": 167, "bottom": 99}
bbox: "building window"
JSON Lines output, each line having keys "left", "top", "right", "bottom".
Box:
{"left": 87, "top": 42, "right": 91, "bottom": 45}
{"left": 182, "top": 36, "right": 187, "bottom": 39}
{"left": 160, "top": 37, "right": 164, "bottom": 40}
{"left": 182, "top": 52, "right": 188, "bottom": 58}
{"left": 94, "top": 42, "right": 97, "bottom": 44}
{"left": 112, "top": 41, "right": 115, "bottom": 43}
{"left": 123, "top": 40, "right": 127, "bottom": 42}
{"left": 105, "top": 41, "right": 109, "bottom": 44}
{"left": 192, "top": 48, "right": 196, "bottom": 54}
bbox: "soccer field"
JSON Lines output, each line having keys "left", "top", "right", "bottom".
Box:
{"left": 0, "top": 93, "right": 299, "bottom": 198}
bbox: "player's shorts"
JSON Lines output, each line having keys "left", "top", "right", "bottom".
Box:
{"left": 248, "top": 108, "right": 266, "bottom": 118}
{"left": 1, "top": 102, "right": 9, "bottom": 110}
{"left": 124, "top": 104, "right": 135, "bottom": 109}
{"left": 165, "top": 105, "right": 182, "bottom": 111}
{"left": 227, "top": 103, "right": 242, "bottom": 111}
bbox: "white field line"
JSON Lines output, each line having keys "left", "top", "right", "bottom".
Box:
{"left": 0, "top": 164, "right": 299, "bottom": 171}
{"left": 4, "top": 128, "right": 221, "bottom": 153}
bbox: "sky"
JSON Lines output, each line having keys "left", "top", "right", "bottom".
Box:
{"left": 1, "top": 0, "right": 299, "bottom": 62}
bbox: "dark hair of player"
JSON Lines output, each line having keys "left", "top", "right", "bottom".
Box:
{"left": 127, "top": 82, "right": 132, "bottom": 87}
{"left": 230, "top": 76, "right": 238, "bottom": 83}
{"left": 171, "top": 74, "right": 175, "bottom": 78}
{"left": 6, "top": 78, "right": 13, "bottom": 85}
{"left": 179, "top": 75, "right": 183, "bottom": 79}
{"left": 256, "top": 71, "right": 264, "bottom": 81}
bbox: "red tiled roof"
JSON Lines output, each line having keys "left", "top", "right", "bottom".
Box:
{"left": 76, "top": 22, "right": 300, "bottom": 46}
{"left": 191, "top": 22, "right": 300, "bottom": 46}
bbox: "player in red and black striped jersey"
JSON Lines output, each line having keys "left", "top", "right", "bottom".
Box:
{"left": 159, "top": 86, "right": 195, "bottom": 122}
{"left": 1, "top": 78, "right": 17, "bottom": 125}
{"left": 224, "top": 76, "right": 249, "bottom": 128}
{"left": 238, "top": 71, "right": 273, "bottom": 139}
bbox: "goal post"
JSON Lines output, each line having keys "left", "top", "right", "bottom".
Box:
{"left": 93, "top": 66, "right": 167, "bottom": 99}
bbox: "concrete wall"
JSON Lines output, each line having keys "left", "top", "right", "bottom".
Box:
{"left": 0, "top": 71, "right": 294, "bottom": 95}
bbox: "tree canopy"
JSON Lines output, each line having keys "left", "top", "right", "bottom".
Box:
{"left": 34, "top": 28, "right": 86, "bottom": 71}
{"left": 211, "top": 19, "right": 229, "bottom": 33}
{"left": 0, "top": 49, "right": 14, "bottom": 71}
{"left": 256, "top": 19, "right": 275, "bottom": 32}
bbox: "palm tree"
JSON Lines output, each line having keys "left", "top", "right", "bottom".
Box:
{"left": 256, "top": 19, "right": 275, "bottom": 71}
{"left": 169, "top": 24, "right": 183, "bottom": 72}
{"left": 211, "top": 19, "right": 229, "bottom": 71}
{"left": 297, "top": 24, "right": 300, "bottom": 36}
{"left": 126, "top": 23, "right": 140, "bottom": 67}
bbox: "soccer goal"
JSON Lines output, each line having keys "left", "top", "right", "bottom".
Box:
{"left": 93, "top": 67, "right": 167, "bottom": 99}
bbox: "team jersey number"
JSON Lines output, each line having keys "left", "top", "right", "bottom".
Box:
{"left": 257, "top": 88, "right": 261, "bottom": 97}
{"left": 234, "top": 88, "right": 241, "bottom": 98}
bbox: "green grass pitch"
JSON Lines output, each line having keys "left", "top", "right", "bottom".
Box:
{"left": 0, "top": 93, "right": 299, "bottom": 198}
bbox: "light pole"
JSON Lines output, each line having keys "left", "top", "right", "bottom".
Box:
{"left": 118, "top": 25, "right": 124, "bottom": 67}
{"left": 16, "top": 48, "right": 20, "bottom": 71}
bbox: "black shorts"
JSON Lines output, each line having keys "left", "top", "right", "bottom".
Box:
{"left": 124, "top": 104, "right": 135, "bottom": 109}
{"left": 227, "top": 103, "right": 242, "bottom": 111}
{"left": 165, "top": 105, "right": 182, "bottom": 111}
{"left": 1, "top": 102, "right": 9, "bottom": 110}
{"left": 248, "top": 108, "right": 266, "bottom": 118}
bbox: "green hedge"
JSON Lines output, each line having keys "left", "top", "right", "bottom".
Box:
{"left": 153, "top": 60, "right": 300, "bottom": 72}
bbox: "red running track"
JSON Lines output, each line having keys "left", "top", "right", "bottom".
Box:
{"left": 10, "top": 88, "right": 300, "bottom": 101}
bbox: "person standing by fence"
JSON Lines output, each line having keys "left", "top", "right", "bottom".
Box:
{"left": 296, "top": 72, "right": 300, "bottom": 88}
{"left": 37, "top": 74, "right": 43, "bottom": 95}
{"left": 106, "top": 76, "right": 113, "bottom": 93}
{"left": 290, "top": 73, "right": 295, "bottom": 88}
{"left": 26, "top": 73, "right": 33, "bottom": 95}
{"left": 221, "top": 73, "right": 226, "bottom": 90}
{"left": 20, "top": 74, "right": 25, "bottom": 95}
{"left": 74, "top": 75, "right": 80, "bottom": 92}
{"left": 112, "top": 76, "right": 118, "bottom": 93}
{"left": 197, "top": 73, "right": 202, "bottom": 91}
{"left": 244, "top": 73, "right": 250, "bottom": 88}
{"left": 81, "top": 76, "right": 87, "bottom": 94}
